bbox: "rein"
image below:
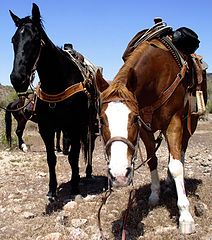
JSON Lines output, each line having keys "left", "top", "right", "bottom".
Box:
{"left": 97, "top": 187, "right": 137, "bottom": 240}
{"left": 0, "top": 98, "right": 33, "bottom": 113}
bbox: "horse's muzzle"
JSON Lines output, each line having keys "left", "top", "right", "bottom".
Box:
{"left": 10, "top": 72, "right": 29, "bottom": 93}
{"left": 108, "top": 167, "right": 133, "bottom": 188}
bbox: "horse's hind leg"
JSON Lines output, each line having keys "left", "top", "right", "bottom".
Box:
{"left": 16, "top": 120, "right": 28, "bottom": 152}
{"left": 140, "top": 129, "right": 160, "bottom": 206}
{"left": 166, "top": 114, "right": 195, "bottom": 234}
{"left": 181, "top": 114, "right": 199, "bottom": 164}
{"left": 68, "top": 138, "right": 81, "bottom": 195}
{"left": 85, "top": 133, "right": 97, "bottom": 178}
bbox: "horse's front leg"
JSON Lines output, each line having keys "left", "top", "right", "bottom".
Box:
{"left": 46, "top": 148, "right": 57, "bottom": 200}
{"left": 140, "top": 130, "right": 160, "bottom": 206}
{"left": 16, "top": 121, "right": 28, "bottom": 152}
{"left": 166, "top": 115, "right": 195, "bottom": 234}
{"left": 68, "top": 139, "right": 81, "bottom": 195}
{"left": 41, "top": 131, "right": 57, "bottom": 200}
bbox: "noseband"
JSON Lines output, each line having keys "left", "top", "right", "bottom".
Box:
{"left": 105, "top": 136, "right": 136, "bottom": 153}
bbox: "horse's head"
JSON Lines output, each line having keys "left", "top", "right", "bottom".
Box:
{"left": 9, "top": 3, "right": 42, "bottom": 93}
{"left": 96, "top": 70, "right": 140, "bottom": 188}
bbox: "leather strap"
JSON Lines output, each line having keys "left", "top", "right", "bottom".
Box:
{"left": 36, "top": 82, "right": 86, "bottom": 103}
{"left": 141, "top": 62, "right": 188, "bottom": 126}
{"left": 105, "top": 136, "right": 135, "bottom": 153}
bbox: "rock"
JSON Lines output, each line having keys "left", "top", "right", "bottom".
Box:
{"left": 12, "top": 205, "right": 22, "bottom": 213}
{"left": 194, "top": 202, "right": 208, "bottom": 217}
{"left": 43, "top": 232, "right": 63, "bottom": 240}
{"left": 22, "top": 211, "right": 35, "bottom": 219}
{"left": 56, "top": 214, "right": 68, "bottom": 226}
{"left": 68, "top": 227, "right": 88, "bottom": 240}
{"left": 63, "top": 201, "right": 77, "bottom": 212}
{"left": 71, "top": 218, "right": 87, "bottom": 228}
{"left": 74, "top": 194, "right": 83, "bottom": 202}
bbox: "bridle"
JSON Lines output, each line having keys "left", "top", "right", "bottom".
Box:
{"left": 17, "top": 39, "right": 44, "bottom": 98}
{"left": 100, "top": 100, "right": 141, "bottom": 176}
{"left": 12, "top": 21, "right": 45, "bottom": 97}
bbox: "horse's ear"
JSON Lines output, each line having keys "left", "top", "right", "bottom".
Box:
{"left": 96, "top": 69, "right": 109, "bottom": 92}
{"left": 9, "top": 10, "right": 20, "bottom": 27}
{"left": 32, "top": 3, "right": 41, "bottom": 23}
{"left": 126, "top": 67, "right": 137, "bottom": 93}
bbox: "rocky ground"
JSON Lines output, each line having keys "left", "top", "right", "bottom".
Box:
{"left": 0, "top": 115, "right": 211, "bottom": 240}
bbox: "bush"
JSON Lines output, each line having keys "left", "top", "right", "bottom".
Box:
{"left": 206, "top": 99, "right": 212, "bottom": 113}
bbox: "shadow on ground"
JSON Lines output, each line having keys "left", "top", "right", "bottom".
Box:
{"left": 45, "top": 175, "right": 108, "bottom": 214}
{"left": 111, "top": 178, "right": 202, "bottom": 240}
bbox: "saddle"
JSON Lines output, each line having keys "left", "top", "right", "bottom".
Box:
{"left": 123, "top": 18, "right": 207, "bottom": 133}
{"left": 122, "top": 18, "right": 173, "bottom": 61}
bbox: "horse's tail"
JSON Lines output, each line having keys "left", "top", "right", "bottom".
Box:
{"left": 5, "top": 103, "right": 12, "bottom": 147}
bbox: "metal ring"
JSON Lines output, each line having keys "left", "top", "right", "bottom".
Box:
{"left": 49, "top": 102, "right": 56, "bottom": 109}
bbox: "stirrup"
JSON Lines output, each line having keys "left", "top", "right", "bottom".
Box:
{"left": 192, "top": 90, "right": 206, "bottom": 116}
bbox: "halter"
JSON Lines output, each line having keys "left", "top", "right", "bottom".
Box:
{"left": 14, "top": 22, "right": 45, "bottom": 97}
{"left": 101, "top": 103, "right": 141, "bottom": 174}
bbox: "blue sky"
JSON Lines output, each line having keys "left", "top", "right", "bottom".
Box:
{"left": 0, "top": 0, "right": 211, "bottom": 86}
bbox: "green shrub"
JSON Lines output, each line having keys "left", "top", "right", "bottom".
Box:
{"left": 206, "top": 99, "right": 212, "bottom": 113}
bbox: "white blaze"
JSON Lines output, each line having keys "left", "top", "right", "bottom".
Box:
{"left": 105, "top": 102, "right": 130, "bottom": 177}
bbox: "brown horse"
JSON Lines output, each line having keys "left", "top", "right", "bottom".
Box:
{"left": 96, "top": 25, "right": 207, "bottom": 234}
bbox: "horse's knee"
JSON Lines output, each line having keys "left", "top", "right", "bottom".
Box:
{"left": 168, "top": 157, "right": 184, "bottom": 179}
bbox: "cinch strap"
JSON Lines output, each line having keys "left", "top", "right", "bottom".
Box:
{"left": 36, "top": 82, "right": 86, "bottom": 103}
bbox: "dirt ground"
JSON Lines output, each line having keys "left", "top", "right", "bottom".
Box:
{"left": 0, "top": 115, "right": 211, "bottom": 240}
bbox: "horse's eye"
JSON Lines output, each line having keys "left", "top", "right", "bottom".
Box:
{"left": 133, "top": 115, "right": 138, "bottom": 124}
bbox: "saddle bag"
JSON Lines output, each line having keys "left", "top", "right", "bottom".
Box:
{"left": 172, "top": 27, "right": 200, "bottom": 54}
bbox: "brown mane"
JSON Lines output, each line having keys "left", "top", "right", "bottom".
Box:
{"left": 114, "top": 41, "right": 150, "bottom": 84}
{"left": 101, "top": 81, "right": 139, "bottom": 115}
{"left": 101, "top": 41, "right": 150, "bottom": 115}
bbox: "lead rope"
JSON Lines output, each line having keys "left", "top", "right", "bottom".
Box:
{"left": 0, "top": 98, "right": 33, "bottom": 112}
{"left": 97, "top": 189, "right": 113, "bottom": 240}
{"left": 121, "top": 188, "right": 136, "bottom": 240}
{"left": 97, "top": 125, "right": 163, "bottom": 239}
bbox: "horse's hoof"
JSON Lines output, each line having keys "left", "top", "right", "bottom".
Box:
{"left": 21, "top": 143, "right": 28, "bottom": 152}
{"left": 47, "top": 191, "right": 57, "bottom": 202}
{"left": 179, "top": 220, "right": 195, "bottom": 234}
{"left": 179, "top": 212, "right": 195, "bottom": 234}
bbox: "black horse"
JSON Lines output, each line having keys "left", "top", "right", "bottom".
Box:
{"left": 9, "top": 3, "right": 99, "bottom": 200}
{"left": 5, "top": 96, "right": 63, "bottom": 153}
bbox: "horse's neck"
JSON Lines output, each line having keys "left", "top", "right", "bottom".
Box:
{"left": 37, "top": 44, "right": 70, "bottom": 91}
